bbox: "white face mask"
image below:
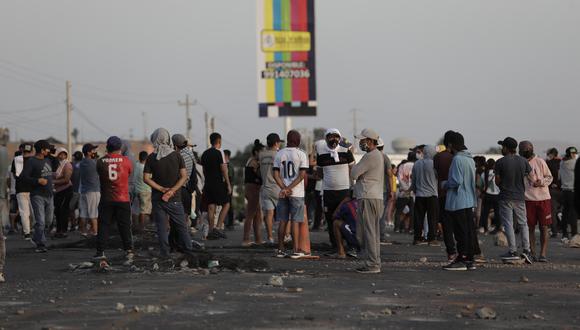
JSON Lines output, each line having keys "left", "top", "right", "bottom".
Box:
{"left": 416, "top": 152, "right": 423, "bottom": 160}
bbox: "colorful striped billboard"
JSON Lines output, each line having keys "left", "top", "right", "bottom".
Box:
{"left": 257, "top": 0, "right": 316, "bottom": 117}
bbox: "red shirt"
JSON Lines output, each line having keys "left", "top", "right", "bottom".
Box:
{"left": 97, "top": 153, "right": 133, "bottom": 202}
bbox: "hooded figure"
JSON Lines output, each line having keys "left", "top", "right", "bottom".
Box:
{"left": 325, "top": 128, "right": 342, "bottom": 162}
{"left": 150, "top": 128, "right": 174, "bottom": 160}
{"left": 411, "top": 145, "right": 438, "bottom": 198}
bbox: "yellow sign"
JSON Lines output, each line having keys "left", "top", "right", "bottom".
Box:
{"left": 261, "top": 30, "right": 311, "bottom": 52}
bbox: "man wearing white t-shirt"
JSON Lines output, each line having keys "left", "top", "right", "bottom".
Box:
{"left": 316, "top": 128, "right": 355, "bottom": 248}
{"left": 273, "top": 130, "right": 309, "bottom": 259}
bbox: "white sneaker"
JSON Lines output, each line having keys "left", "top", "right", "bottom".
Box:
{"left": 290, "top": 252, "right": 305, "bottom": 259}
{"left": 0, "top": 273, "right": 5, "bottom": 283}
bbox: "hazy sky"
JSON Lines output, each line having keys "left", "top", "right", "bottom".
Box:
{"left": 1, "top": 0, "right": 579, "bottom": 152}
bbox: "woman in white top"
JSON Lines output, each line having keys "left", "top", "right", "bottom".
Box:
{"left": 479, "top": 158, "right": 501, "bottom": 234}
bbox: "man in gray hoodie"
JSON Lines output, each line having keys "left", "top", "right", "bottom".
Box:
{"left": 411, "top": 145, "right": 439, "bottom": 246}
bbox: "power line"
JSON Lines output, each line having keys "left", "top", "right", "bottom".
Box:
{"left": 0, "top": 71, "right": 63, "bottom": 94}
{"left": 0, "top": 101, "right": 63, "bottom": 114}
{"left": 72, "top": 105, "right": 111, "bottom": 137}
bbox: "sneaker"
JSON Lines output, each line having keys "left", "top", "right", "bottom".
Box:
{"left": 380, "top": 239, "right": 393, "bottom": 246}
{"left": 206, "top": 231, "right": 220, "bottom": 240}
{"left": 521, "top": 250, "right": 533, "bottom": 264}
{"left": 0, "top": 273, "right": 4, "bottom": 283}
{"left": 500, "top": 251, "right": 520, "bottom": 261}
{"left": 125, "top": 251, "right": 135, "bottom": 260}
{"left": 356, "top": 267, "right": 381, "bottom": 274}
{"left": 346, "top": 249, "right": 359, "bottom": 259}
{"left": 34, "top": 246, "right": 48, "bottom": 253}
{"left": 290, "top": 252, "right": 305, "bottom": 259}
{"left": 275, "top": 249, "right": 287, "bottom": 258}
{"left": 443, "top": 261, "right": 467, "bottom": 271}
{"left": 23, "top": 234, "right": 31, "bottom": 241}
{"left": 447, "top": 253, "right": 458, "bottom": 262}
{"left": 428, "top": 240, "right": 441, "bottom": 247}
{"left": 465, "top": 262, "right": 477, "bottom": 271}
{"left": 93, "top": 252, "right": 106, "bottom": 260}
{"left": 538, "top": 256, "right": 549, "bottom": 263}
{"left": 213, "top": 229, "right": 227, "bottom": 239}
{"left": 191, "top": 240, "right": 205, "bottom": 249}
{"left": 241, "top": 241, "right": 255, "bottom": 248}
{"left": 473, "top": 255, "right": 487, "bottom": 264}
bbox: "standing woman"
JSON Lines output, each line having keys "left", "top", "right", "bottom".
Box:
{"left": 242, "top": 140, "right": 264, "bottom": 247}
{"left": 480, "top": 158, "right": 500, "bottom": 234}
{"left": 53, "top": 148, "right": 73, "bottom": 238}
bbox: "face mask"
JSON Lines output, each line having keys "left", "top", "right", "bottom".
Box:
{"left": 416, "top": 152, "right": 424, "bottom": 160}
{"left": 326, "top": 138, "right": 339, "bottom": 149}
{"left": 359, "top": 140, "right": 369, "bottom": 152}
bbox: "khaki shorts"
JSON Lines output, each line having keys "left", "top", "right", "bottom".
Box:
{"left": 138, "top": 191, "right": 152, "bottom": 215}
{"left": 80, "top": 192, "right": 100, "bottom": 219}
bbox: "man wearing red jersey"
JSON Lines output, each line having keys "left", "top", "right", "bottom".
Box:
{"left": 94, "top": 136, "right": 134, "bottom": 262}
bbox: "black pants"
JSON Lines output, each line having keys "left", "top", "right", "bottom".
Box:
{"left": 323, "top": 189, "right": 350, "bottom": 248}
{"left": 479, "top": 193, "right": 499, "bottom": 231}
{"left": 448, "top": 208, "right": 475, "bottom": 262}
{"left": 54, "top": 187, "right": 73, "bottom": 234}
{"left": 312, "top": 191, "right": 323, "bottom": 229}
{"left": 562, "top": 190, "right": 578, "bottom": 237}
{"left": 549, "top": 189, "right": 562, "bottom": 234}
{"left": 181, "top": 187, "right": 193, "bottom": 220}
{"left": 394, "top": 197, "right": 414, "bottom": 232}
{"left": 413, "top": 196, "right": 438, "bottom": 241}
{"left": 439, "top": 196, "right": 456, "bottom": 255}
{"left": 97, "top": 202, "right": 133, "bottom": 253}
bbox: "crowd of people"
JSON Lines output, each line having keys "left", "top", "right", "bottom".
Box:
{"left": 1, "top": 127, "right": 580, "bottom": 282}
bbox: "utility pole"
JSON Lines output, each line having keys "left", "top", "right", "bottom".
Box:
{"left": 284, "top": 117, "right": 292, "bottom": 138}
{"left": 66, "top": 81, "right": 72, "bottom": 157}
{"left": 141, "top": 111, "right": 148, "bottom": 141}
{"left": 178, "top": 94, "right": 196, "bottom": 142}
{"left": 351, "top": 108, "right": 359, "bottom": 153}
{"left": 204, "top": 112, "right": 210, "bottom": 148}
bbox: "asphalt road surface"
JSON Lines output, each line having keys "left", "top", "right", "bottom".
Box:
{"left": 1, "top": 225, "right": 579, "bottom": 329}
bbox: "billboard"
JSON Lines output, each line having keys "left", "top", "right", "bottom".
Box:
{"left": 257, "top": 0, "right": 316, "bottom": 117}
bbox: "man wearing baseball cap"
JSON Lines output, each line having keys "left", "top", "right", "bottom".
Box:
{"left": 315, "top": 128, "right": 355, "bottom": 249}
{"left": 351, "top": 128, "right": 384, "bottom": 274}
{"left": 172, "top": 134, "right": 197, "bottom": 229}
{"left": 560, "top": 146, "right": 578, "bottom": 239}
{"left": 94, "top": 136, "right": 134, "bottom": 264}
{"left": 259, "top": 133, "right": 284, "bottom": 244}
{"left": 20, "top": 140, "right": 54, "bottom": 252}
{"left": 495, "top": 137, "right": 533, "bottom": 263}
{"left": 79, "top": 143, "right": 100, "bottom": 237}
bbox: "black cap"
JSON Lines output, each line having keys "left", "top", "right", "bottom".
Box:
{"left": 498, "top": 137, "right": 517, "bottom": 150}
{"left": 566, "top": 146, "right": 578, "bottom": 156}
{"left": 546, "top": 148, "right": 558, "bottom": 156}
{"left": 82, "top": 143, "right": 98, "bottom": 154}
{"left": 266, "top": 133, "right": 284, "bottom": 147}
{"left": 106, "top": 136, "right": 123, "bottom": 152}
{"left": 34, "top": 140, "right": 51, "bottom": 153}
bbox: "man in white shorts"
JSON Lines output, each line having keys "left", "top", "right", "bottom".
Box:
{"left": 79, "top": 143, "right": 100, "bottom": 236}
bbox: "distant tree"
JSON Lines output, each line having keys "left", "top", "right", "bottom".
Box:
{"left": 484, "top": 146, "right": 502, "bottom": 154}
{"left": 313, "top": 127, "right": 326, "bottom": 141}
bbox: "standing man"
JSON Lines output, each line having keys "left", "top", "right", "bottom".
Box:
{"left": 545, "top": 148, "right": 562, "bottom": 238}
{"left": 411, "top": 145, "right": 439, "bottom": 246}
{"left": 260, "top": 133, "right": 284, "bottom": 244}
{"left": 442, "top": 132, "right": 477, "bottom": 271}
{"left": 273, "top": 130, "right": 309, "bottom": 258}
{"left": 394, "top": 153, "right": 415, "bottom": 233}
{"left": 172, "top": 134, "right": 196, "bottom": 225}
{"left": 519, "top": 141, "right": 552, "bottom": 262}
{"left": 316, "top": 128, "right": 355, "bottom": 248}
{"left": 94, "top": 136, "right": 134, "bottom": 263}
{"left": 11, "top": 143, "right": 35, "bottom": 240}
{"left": 0, "top": 140, "right": 8, "bottom": 281}
{"left": 377, "top": 138, "right": 393, "bottom": 243}
{"left": 223, "top": 149, "right": 235, "bottom": 229}
{"left": 144, "top": 128, "right": 193, "bottom": 257}
{"left": 433, "top": 131, "right": 457, "bottom": 261}
{"left": 79, "top": 143, "right": 100, "bottom": 237}
{"left": 495, "top": 137, "right": 533, "bottom": 263}
{"left": 201, "top": 133, "right": 231, "bottom": 238}
{"left": 20, "top": 140, "right": 54, "bottom": 253}
{"left": 134, "top": 151, "right": 152, "bottom": 232}
{"left": 351, "top": 129, "right": 384, "bottom": 274}
{"left": 559, "top": 147, "right": 577, "bottom": 239}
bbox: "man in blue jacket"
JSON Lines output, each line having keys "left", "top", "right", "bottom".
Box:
{"left": 442, "top": 132, "right": 478, "bottom": 271}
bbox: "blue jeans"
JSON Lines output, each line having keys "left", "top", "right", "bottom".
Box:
{"left": 152, "top": 200, "right": 192, "bottom": 257}
{"left": 31, "top": 195, "right": 54, "bottom": 247}
{"left": 499, "top": 199, "right": 530, "bottom": 253}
